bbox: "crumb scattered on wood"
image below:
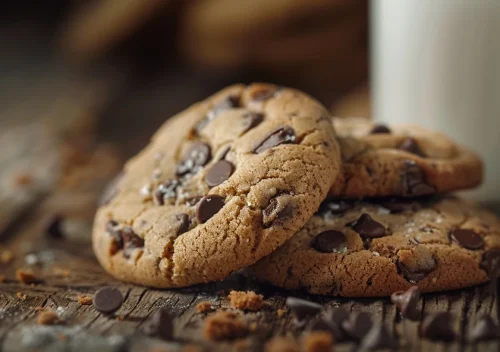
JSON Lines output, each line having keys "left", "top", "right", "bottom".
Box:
{"left": 196, "top": 301, "right": 213, "bottom": 313}
{"left": 16, "top": 269, "right": 38, "bottom": 284}
{"left": 17, "top": 292, "right": 27, "bottom": 300}
{"left": 1, "top": 250, "right": 13, "bottom": 264}
{"left": 277, "top": 308, "right": 286, "bottom": 318}
{"left": 204, "top": 311, "right": 247, "bottom": 341}
{"left": 13, "top": 172, "right": 33, "bottom": 186}
{"left": 248, "top": 322, "right": 258, "bottom": 332}
{"left": 77, "top": 295, "right": 92, "bottom": 305}
{"left": 37, "top": 310, "right": 60, "bottom": 325}
{"left": 302, "top": 332, "right": 334, "bottom": 352}
{"left": 265, "top": 336, "right": 299, "bottom": 352}
{"left": 228, "top": 290, "right": 264, "bottom": 311}
{"left": 116, "top": 314, "right": 126, "bottom": 321}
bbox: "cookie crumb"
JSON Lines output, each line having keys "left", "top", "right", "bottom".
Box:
{"left": 196, "top": 301, "right": 213, "bottom": 313}
{"left": 302, "top": 332, "right": 334, "bottom": 352}
{"left": 203, "top": 311, "right": 247, "bottom": 341}
{"left": 1, "top": 250, "right": 13, "bottom": 264}
{"left": 37, "top": 310, "right": 60, "bottom": 325}
{"left": 0, "top": 275, "right": 5, "bottom": 282}
{"left": 16, "top": 269, "right": 37, "bottom": 284}
{"left": 13, "top": 172, "right": 33, "bottom": 186}
{"left": 77, "top": 295, "right": 92, "bottom": 305}
{"left": 265, "top": 336, "right": 299, "bottom": 352}
{"left": 228, "top": 290, "right": 264, "bottom": 311}
{"left": 277, "top": 308, "right": 286, "bottom": 318}
{"left": 116, "top": 314, "right": 126, "bottom": 321}
{"left": 16, "top": 292, "right": 27, "bottom": 300}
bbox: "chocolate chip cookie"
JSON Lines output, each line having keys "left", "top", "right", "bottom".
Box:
{"left": 93, "top": 83, "right": 340, "bottom": 288}
{"left": 329, "top": 118, "right": 483, "bottom": 198}
{"left": 248, "top": 196, "right": 500, "bottom": 297}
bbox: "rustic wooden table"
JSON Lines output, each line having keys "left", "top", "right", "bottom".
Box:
{"left": 1, "top": 54, "right": 499, "bottom": 352}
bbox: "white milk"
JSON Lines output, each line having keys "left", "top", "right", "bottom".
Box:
{"left": 372, "top": 0, "right": 500, "bottom": 201}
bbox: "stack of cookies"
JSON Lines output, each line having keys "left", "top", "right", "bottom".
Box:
{"left": 93, "top": 83, "right": 500, "bottom": 297}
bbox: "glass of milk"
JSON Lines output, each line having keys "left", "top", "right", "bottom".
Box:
{"left": 371, "top": 0, "right": 500, "bottom": 202}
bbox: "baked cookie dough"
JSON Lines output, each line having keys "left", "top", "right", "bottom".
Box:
{"left": 249, "top": 196, "right": 500, "bottom": 297}
{"left": 93, "top": 83, "right": 340, "bottom": 288}
{"left": 329, "top": 118, "right": 483, "bottom": 198}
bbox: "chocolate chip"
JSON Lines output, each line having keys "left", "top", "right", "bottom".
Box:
{"left": 45, "top": 214, "right": 64, "bottom": 239}
{"left": 106, "top": 220, "right": 123, "bottom": 250}
{"left": 254, "top": 127, "right": 295, "bottom": 154}
{"left": 312, "top": 230, "right": 348, "bottom": 253}
{"left": 379, "top": 199, "right": 415, "bottom": 213}
{"left": 420, "top": 312, "right": 455, "bottom": 341}
{"left": 449, "top": 228, "right": 484, "bottom": 250}
{"left": 262, "top": 195, "right": 294, "bottom": 228}
{"left": 121, "top": 227, "right": 144, "bottom": 257}
{"left": 99, "top": 172, "right": 123, "bottom": 206}
{"left": 401, "top": 161, "right": 436, "bottom": 196}
{"left": 250, "top": 86, "right": 278, "bottom": 101}
{"left": 205, "top": 160, "right": 234, "bottom": 187}
{"left": 318, "top": 200, "right": 354, "bottom": 215}
{"left": 176, "top": 142, "right": 211, "bottom": 176}
{"left": 360, "top": 324, "right": 396, "bottom": 350}
{"left": 399, "top": 138, "right": 426, "bottom": 157}
{"left": 285, "top": 297, "right": 322, "bottom": 322}
{"left": 342, "top": 311, "right": 373, "bottom": 341}
{"left": 175, "top": 213, "right": 190, "bottom": 236}
{"left": 153, "top": 180, "right": 179, "bottom": 206}
{"left": 93, "top": 287, "right": 123, "bottom": 314}
{"left": 142, "top": 307, "right": 174, "bottom": 341}
{"left": 391, "top": 286, "right": 421, "bottom": 321}
{"left": 196, "top": 195, "right": 225, "bottom": 224}
{"left": 348, "top": 214, "right": 386, "bottom": 238}
{"left": 370, "top": 124, "right": 391, "bottom": 134}
{"left": 480, "top": 249, "right": 500, "bottom": 279}
{"left": 468, "top": 315, "right": 500, "bottom": 342}
{"left": 241, "top": 112, "right": 263, "bottom": 134}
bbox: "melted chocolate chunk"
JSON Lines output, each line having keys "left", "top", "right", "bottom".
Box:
{"left": 420, "top": 312, "right": 455, "bottom": 341}
{"left": 312, "top": 230, "right": 348, "bottom": 253}
{"left": 449, "top": 228, "right": 484, "bottom": 250}
{"left": 342, "top": 311, "right": 373, "bottom": 341}
{"left": 480, "top": 249, "right": 500, "bottom": 278}
{"left": 468, "top": 315, "right": 500, "bottom": 342}
{"left": 370, "top": 124, "right": 391, "bottom": 134}
{"left": 360, "top": 324, "right": 396, "bottom": 350}
{"left": 262, "top": 195, "right": 294, "bottom": 228}
{"left": 254, "top": 127, "right": 295, "bottom": 154}
{"left": 196, "top": 195, "right": 225, "bottom": 224}
{"left": 205, "top": 160, "right": 234, "bottom": 187}
{"left": 93, "top": 287, "right": 123, "bottom": 314}
{"left": 143, "top": 307, "right": 174, "bottom": 341}
{"left": 176, "top": 142, "right": 211, "bottom": 176}
{"left": 121, "top": 227, "right": 144, "bottom": 257}
{"left": 175, "top": 213, "right": 190, "bottom": 236}
{"left": 391, "top": 286, "right": 421, "bottom": 321}
{"left": 285, "top": 297, "right": 322, "bottom": 322}
{"left": 348, "top": 214, "right": 386, "bottom": 238}
{"left": 399, "top": 137, "right": 426, "bottom": 157}
{"left": 241, "top": 112, "right": 263, "bottom": 135}
{"left": 99, "top": 172, "right": 124, "bottom": 206}
{"left": 401, "top": 160, "right": 436, "bottom": 196}
{"left": 154, "top": 179, "right": 180, "bottom": 206}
